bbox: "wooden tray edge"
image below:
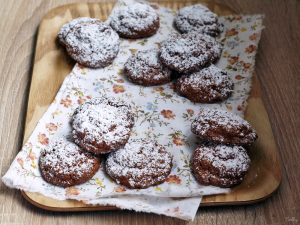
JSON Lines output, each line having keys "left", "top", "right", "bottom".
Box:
{"left": 19, "top": 0, "right": 282, "bottom": 212}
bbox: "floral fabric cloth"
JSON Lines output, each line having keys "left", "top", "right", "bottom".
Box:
{"left": 2, "top": 0, "right": 264, "bottom": 220}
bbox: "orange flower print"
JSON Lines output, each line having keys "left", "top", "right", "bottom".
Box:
{"left": 154, "top": 86, "right": 164, "bottom": 92}
{"left": 243, "top": 62, "right": 251, "bottom": 70}
{"left": 65, "top": 187, "right": 80, "bottom": 196}
{"left": 245, "top": 45, "right": 257, "bottom": 54}
{"left": 60, "top": 95, "right": 72, "bottom": 107}
{"left": 38, "top": 133, "right": 49, "bottom": 145}
{"left": 113, "top": 84, "right": 125, "bottom": 93}
{"left": 77, "top": 95, "right": 92, "bottom": 105}
{"left": 115, "top": 78, "right": 125, "bottom": 83}
{"left": 46, "top": 123, "right": 58, "bottom": 132}
{"left": 28, "top": 150, "right": 36, "bottom": 161}
{"left": 186, "top": 109, "right": 194, "bottom": 116}
{"left": 161, "top": 110, "right": 175, "bottom": 119}
{"left": 249, "top": 33, "right": 258, "bottom": 41}
{"left": 166, "top": 175, "right": 181, "bottom": 184}
{"left": 173, "top": 137, "right": 184, "bottom": 146}
{"left": 77, "top": 96, "right": 86, "bottom": 105}
{"left": 228, "top": 56, "right": 239, "bottom": 65}
{"left": 17, "top": 158, "right": 24, "bottom": 168}
{"left": 225, "top": 28, "right": 238, "bottom": 37}
{"left": 235, "top": 75, "right": 244, "bottom": 80}
{"left": 114, "top": 186, "right": 126, "bottom": 193}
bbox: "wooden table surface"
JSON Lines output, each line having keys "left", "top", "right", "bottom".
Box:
{"left": 0, "top": 0, "right": 299, "bottom": 224}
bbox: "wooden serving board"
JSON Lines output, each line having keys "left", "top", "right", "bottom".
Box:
{"left": 21, "top": 0, "right": 281, "bottom": 211}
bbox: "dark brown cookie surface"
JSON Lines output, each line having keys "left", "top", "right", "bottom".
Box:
{"left": 175, "top": 65, "right": 233, "bottom": 103}
{"left": 124, "top": 48, "right": 172, "bottom": 86}
{"left": 59, "top": 18, "right": 120, "bottom": 68}
{"left": 191, "top": 143, "right": 250, "bottom": 187}
{"left": 110, "top": 3, "right": 159, "bottom": 39}
{"left": 174, "top": 4, "right": 221, "bottom": 37}
{"left": 39, "top": 138, "right": 100, "bottom": 187}
{"left": 105, "top": 139, "right": 173, "bottom": 189}
{"left": 191, "top": 108, "right": 257, "bottom": 146}
{"left": 72, "top": 97, "right": 135, "bottom": 155}
{"left": 159, "top": 32, "right": 222, "bottom": 73}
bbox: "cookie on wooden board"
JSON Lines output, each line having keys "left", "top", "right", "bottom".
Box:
{"left": 191, "top": 108, "right": 258, "bottom": 146}
{"left": 58, "top": 18, "right": 120, "bottom": 68}
{"left": 191, "top": 143, "right": 250, "bottom": 187}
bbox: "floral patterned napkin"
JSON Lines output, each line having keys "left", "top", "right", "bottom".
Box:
{"left": 2, "top": 0, "right": 264, "bottom": 220}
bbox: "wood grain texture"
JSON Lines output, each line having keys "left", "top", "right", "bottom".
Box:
{"left": 0, "top": 0, "right": 299, "bottom": 225}
{"left": 21, "top": 0, "right": 281, "bottom": 209}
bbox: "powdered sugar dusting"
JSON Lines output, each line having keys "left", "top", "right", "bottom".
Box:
{"left": 64, "top": 20, "right": 120, "bottom": 68}
{"left": 58, "top": 17, "right": 98, "bottom": 45}
{"left": 191, "top": 108, "right": 257, "bottom": 144}
{"left": 195, "top": 144, "right": 250, "bottom": 177}
{"left": 72, "top": 97, "right": 134, "bottom": 148}
{"left": 39, "top": 138, "right": 98, "bottom": 177}
{"left": 160, "top": 32, "right": 222, "bottom": 73}
{"left": 177, "top": 64, "right": 233, "bottom": 100}
{"left": 174, "top": 4, "right": 221, "bottom": 36}
{"left": 110, "top": 2, "right": 159, "bottom": 36}
{"left": 106, "top": 139, "right": 173, "bottom": 188}
{"left": 124, "top": 48, "right": 171, "bottom": 83}
{"left": 201, "top": 34, "right": 223, "bottom": 62}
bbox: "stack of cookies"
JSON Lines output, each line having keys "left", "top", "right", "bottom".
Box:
{"left": 190, "top": 108, "right": 257, "bottom": 187}
{"left": 39, "top": 97, "right": 173, "bottom": 189}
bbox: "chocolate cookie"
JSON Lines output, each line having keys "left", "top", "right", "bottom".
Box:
{"left": 72, "top": 97, "right": 135, "bottom": 154}
{"left": 105, "top": 139, "right": 173, "bottom": 189}
{"left": 59, "top": 18, "right": 120, "bottom": 68}
{"left": 58, "top": 17, "right": 98, "bottom": 46}
{"left": 39, "top": 138, "right": 100, "bottom": 187}
{"left": 124, "top": 48, "right": 172, "bottom": 86}
{"left": 201, "top": 34, "right": 223, "bottom": 63}
{"left": 191, "top": 143, "right": 250, "bottom": 187}
{"left": 174, "top": 4, "right": 221, "bottom": 37}
{"left": 110, "top": 2, "right": 159, "bottom": 39}
{"left": 159, "top": 32, "right": 222, "bottom": 73}
{"left": 175, "top": 65, "right": 233, "bottom": 103}
{"left": 191, "top": 108, "right": 257, "bottom": 146}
